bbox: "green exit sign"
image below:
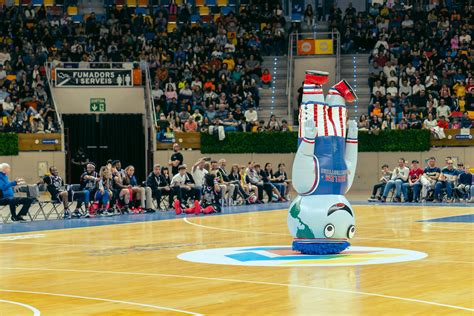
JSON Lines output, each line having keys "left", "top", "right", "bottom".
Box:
{"left": 90, "top": 98, "right": 106, "bottom": 112}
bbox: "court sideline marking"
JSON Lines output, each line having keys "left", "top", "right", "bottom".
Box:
{"left": 182, "top": 218, "right": 474, "bottom": 244}
{"left": 1, "top": 267, "right": 472, "bottom": 313}
{"left": 0, "top": 299, "right": 41, "bottom": 315}
{"left": 0, "top": 289, "right": 202, "bottom": 315}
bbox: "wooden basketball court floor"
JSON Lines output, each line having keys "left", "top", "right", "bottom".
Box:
{"left": 0, "top": 201, "right": 473, "bottom": 315}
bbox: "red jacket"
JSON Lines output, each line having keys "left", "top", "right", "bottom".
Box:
{"left": 437, "top": 120, "right": 449, "bottom": 129}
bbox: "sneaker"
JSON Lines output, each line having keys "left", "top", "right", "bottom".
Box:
{"left": 84, "top": 213, "right": 91, "bottom": 218}
{"left": 370, "top": 195, "right": 376, "bottom": 199}
{"left": 72, "top": 210, "right": 81, "bottom": 218}
{"left": 380, "top": 197, "right": 387, "bottom": 203}
{"left": 145, "top": 209, "right": 156, "bottom": 213}
{"left": 106, "top": 209, "right": 114, "bottom": 216}
{"left": 17, "top": 216, "right": 27, "bottom": 222}
{"left": 174, "top": 199, "right": 183, "bottom": 215}
{"left": 63, "top": 210, "right": 71, "bottom": 219}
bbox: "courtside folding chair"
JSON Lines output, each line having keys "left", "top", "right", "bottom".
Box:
{"left": 0, "top": 202, "right": 10, "bottom": 223}
{"left": 27, "top": 185, "right": 65, "bottom": 220}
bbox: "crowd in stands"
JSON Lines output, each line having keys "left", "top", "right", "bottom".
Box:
{"left": 370, "top": 156, "right": 474, "bottom": 203}
{"left": 0, "top": 143, "right": 291, "bottom": 222}
{"left": 146, "top": 2, "right": 289, "bottom": 135}
{"left": 0, "top": 1, "right": 290, "bottom": 135}
{"left": 334, "top": 1, "right": 473, "bottom": 134}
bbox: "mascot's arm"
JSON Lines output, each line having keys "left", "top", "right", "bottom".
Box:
{"left": 344, "top": 120, "right": 358, "bottom": 193}
{"left": 293, "top": 120, "right": 318, "bottom": 195}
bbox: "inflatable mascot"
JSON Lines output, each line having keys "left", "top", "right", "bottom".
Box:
{"left": 288, "top": 70, "right": 358, "bottom": 255}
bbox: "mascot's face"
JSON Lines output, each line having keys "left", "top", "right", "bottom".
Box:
{"left": 288, "top": 195, "right": 355, "bottom": 240}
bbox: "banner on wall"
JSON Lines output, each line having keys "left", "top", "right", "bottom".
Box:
{"left": 297, "top": 39, "right": 316, "bottom": 55}
{"left": 315, "top": 39, "right": 334, "bottom": 55}
{"left": 55, "top": 69, "right": 133, "bottom": 87}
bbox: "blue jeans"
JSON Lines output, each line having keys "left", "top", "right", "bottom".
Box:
{"left": 382, "top": 179, "right": 404, "bottom": 199}
{"left": 95, "top": 190, "right": 110, "bottom": 207}
{"left": 402, "top": 182, "right": 421, "bottom": 202}
{"left": 434, "top": 181, "right": 453, "bottom": 200}
{"left": 272, "top": 182, "right": 285, "bottom": 197}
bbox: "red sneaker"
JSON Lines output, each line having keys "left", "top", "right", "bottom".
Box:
{"left": 333, "top": 80, "right": 358, "bottom": 103}
{"left": 304, "top": 70, "right": 329, "bottom": 85}
{"left": 173, "top": 200, "right": 182, "bottom": 215}
{"left": 193, "top": 200, "right": 201, "bottom": 215}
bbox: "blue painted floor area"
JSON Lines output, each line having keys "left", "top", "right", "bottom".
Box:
{"left": 1, "top": 200, "right": 472, "bottom": 235}
{"left": 419, "top": 214, "right": 474, "bottom": 223}
{"left": 0, "top": 202, "right": 291, "bottom": 235}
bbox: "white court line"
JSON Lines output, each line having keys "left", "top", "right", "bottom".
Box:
{"left": 183, "top": 218, "right": 474, "bottom": 244}
{"left": 1, "top": 267, "right": 472, "bottom": 313}
{"left": 356, "top": 224, "right": 473, "bottom": 233}
{"left": 0, "top": 299, "right": 41, "bottom": 315}
{"left": 424, "top": 223, "right": 474, "bottom": 232}
{"left": 0, "top": 289, "right": 202, "bottom": 315}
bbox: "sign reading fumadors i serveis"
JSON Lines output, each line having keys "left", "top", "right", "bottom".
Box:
{"left": 55, "top": 68, "right": 133, "bottom": 87}
{"left": 90, "top": 98, "right": 106, "bottom": 112}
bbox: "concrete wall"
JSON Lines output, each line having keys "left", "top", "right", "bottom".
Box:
{"left": 293, "top": 56, "right": 337, "bottom": 105}
{"left": 154, "top": 147, "right": 474, "bottom": 192}
{"left": 0, "top": 152, "right": 66, "bottom": 184}
{"left": 52, "top": 87, "right": 145, "bottom": 114}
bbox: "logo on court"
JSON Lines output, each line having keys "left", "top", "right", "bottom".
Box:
{"left": 178, "top": 246, "right": 427, "bottom": 267}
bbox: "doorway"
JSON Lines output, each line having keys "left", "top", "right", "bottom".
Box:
{"left": 63, "top": 114, "right": 146, "bottom": 184}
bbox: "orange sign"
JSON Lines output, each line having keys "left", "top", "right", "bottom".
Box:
{"left": 297, "top": 39, "right": 316, "bottom": 55}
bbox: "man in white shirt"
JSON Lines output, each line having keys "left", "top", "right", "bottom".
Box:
{"left": 459, "top": 31, "right": 471, "bottom": 44}
{"left": 372, "top": 80, "right": 386, "bottom": 96}
{"left": 381, "top": 158, "right": 410, "bottom": 202}
{"left": 192, "top": 158, "right": 208, "bottom": 194}
{"left": 405, "top": 63, "right": 416, "bottom": 77}
{"left": 0, "top": 48, "right": 11, "bottom": 66}
{"left": 383, "top": 61, "right": 396, "bottom": 79}
{"left": 170, "top": 165, "right": 196, "bottom": 205}
{"left": 244, "top": 106, "right": 258, "bottom": 131}
{"left": 436, "top": 99, "right": 451, "bottom": 118}
{"left": 401, "top": 15, "right": 414, "bottom": 29}
{"left": 399, "top": 79, "right": 412, "bottom": 96}
{"left": 412, "top": 79, "right": 425, "bottom": 95}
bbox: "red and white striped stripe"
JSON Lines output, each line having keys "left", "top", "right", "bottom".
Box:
{"left": 300, "top": 103, "right": 347, "bottom": 138}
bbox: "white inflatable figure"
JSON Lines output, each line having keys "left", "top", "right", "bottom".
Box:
{"left": 288, "top": 71, "right": 359, "bottom": 254}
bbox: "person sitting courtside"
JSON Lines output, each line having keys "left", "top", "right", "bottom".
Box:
{"left": 0, "top": 163, "right": 31, "bottom": 222}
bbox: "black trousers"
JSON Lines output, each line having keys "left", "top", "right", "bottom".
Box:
{"left": 255, "top": 183, "right": 273, "bottom": 202}
{"left": 152, "top": 188, "right": 171, "bottom": 207}
{"left": 171, "top": 187, "right": 198, "bottom": 203}
{"left": 0, "top": 197, "right": 33, "bottom": 219}
{"left": 372, "top": 183, "right": 386, "bottom": 197}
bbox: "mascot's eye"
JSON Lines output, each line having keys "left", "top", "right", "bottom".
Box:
{"left": 347, "top": 225, "right": 356, "bottom": 239}
{"left": 324, "top": 224, "right": 335, "bottom": 238}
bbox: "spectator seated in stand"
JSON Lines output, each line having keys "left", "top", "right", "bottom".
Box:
{"left": 343, "top": 1, "right": 473, "bottom": 131}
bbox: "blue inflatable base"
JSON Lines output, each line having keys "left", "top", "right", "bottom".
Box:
{"left": 292, "top": 240, "right": 350, "bottom": 255}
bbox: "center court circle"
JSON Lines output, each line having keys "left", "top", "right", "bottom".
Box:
{"left": 178, "top": 246, "right": 427, "bottom": 267}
